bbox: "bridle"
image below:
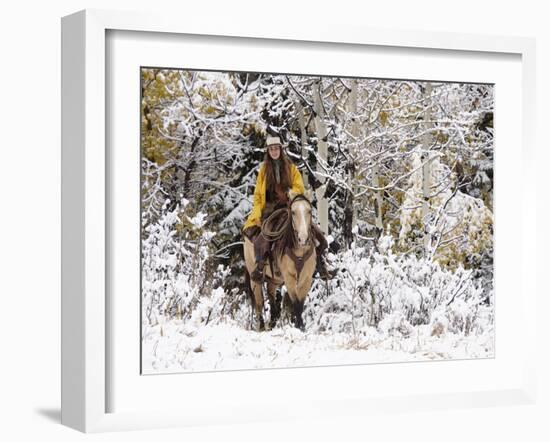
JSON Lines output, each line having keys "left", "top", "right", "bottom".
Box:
{"left": 258, "top": 194, "right": 314, "bottom": 281}
{"left": 288, "top": 194, "right": 313, "bottom": 246}
{"left": 260, "top": 194, "right": 312, "bottom": 245}
{"left": 285, "top": 194, "right": 314, "bottom": 280}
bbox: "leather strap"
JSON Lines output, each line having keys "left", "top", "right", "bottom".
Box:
{"left": 284, "top": 243, "right": 314, "bottom": 281}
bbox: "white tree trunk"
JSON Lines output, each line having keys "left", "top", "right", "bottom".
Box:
{"left": 313, "top": 79, "right": 329, "bottom": 235}
{"left": 422, "top": 83, "right": 433, "bottom": 255}
{"left": 295, "top": 99, "right": 309, "bottom": 188}
{"left": 372, "top": 159, "right": 383, "bottom": 231}
{"left": 348, "top": 79, "right": 359, "bottom": 230}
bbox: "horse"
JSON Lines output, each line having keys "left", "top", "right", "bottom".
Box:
{"left": 243, "top": 191, "right": 317, "bottom": 331}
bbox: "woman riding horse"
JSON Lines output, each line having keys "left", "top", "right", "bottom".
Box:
{"left": 242, "top": 135, "right": 330, "bottom": 282}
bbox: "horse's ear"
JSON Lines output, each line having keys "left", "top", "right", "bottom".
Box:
{"left": 288, "top": 189, "right": 297, "bottom": 201}
{"left": 305, "top": 187, "right": 313, "bottom": 202}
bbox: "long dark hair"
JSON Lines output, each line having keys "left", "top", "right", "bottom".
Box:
{"left": 263, "top": 149, "right": 292, "bottom": 195}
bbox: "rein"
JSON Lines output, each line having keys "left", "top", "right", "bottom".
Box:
{"left": 260, "top": 195, "right": 315, "bottom": 281}
{"left": 260, "top": 194, "right": 312, "bottom": 242}
{"left": 260, "top": 207, "right": 291, "bottom": 242}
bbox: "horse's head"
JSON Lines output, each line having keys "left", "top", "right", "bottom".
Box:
{"left": 288, "top": 190, "right": 313, "bottom": 247}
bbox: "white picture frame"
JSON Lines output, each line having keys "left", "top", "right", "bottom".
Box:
{"left": 61, "top": 9, "right": 537, "bottom": 433}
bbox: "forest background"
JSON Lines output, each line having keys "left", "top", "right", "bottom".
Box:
{"left": 140, "top": 68, "right": 494, "bottom": 372}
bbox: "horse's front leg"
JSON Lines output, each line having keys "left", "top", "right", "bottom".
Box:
{"left": 251, "top": 281, "right": 265, "bottom": 331}
{"left": 286, "top": 286, "right": 305, "bottom": 332}
{"left": 266, "top": 282, "right": 281, "bottom": 329}
{"left": 291, "top": 273, "right": 314, "bottom": 332}
{"left": 292, "top": 297, "right": 305, "bottom": 331}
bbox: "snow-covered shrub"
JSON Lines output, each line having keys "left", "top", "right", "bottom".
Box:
{"left": 142, "top": 198, "right": 218, "bottom": 327}
{"left": 398, "top": 149, "right": 493, "bottom": 272}
{"left": 305, "top": 235, "right": 492, "bottom": 338}
{"left": 188, "top": 286, "right": 225, "bottom": 327}
{"left": 142, "top": 196, "right": 254, "bottom": 333}
{"left": 378, "top": 311, "right": 414, "bottom": 338}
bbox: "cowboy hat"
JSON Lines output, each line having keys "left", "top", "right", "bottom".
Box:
{"left": 265, "top": 135, "right": 282, "bottom": 148}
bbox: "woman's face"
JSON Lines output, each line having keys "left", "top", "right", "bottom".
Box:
{"left": 268, "top": 144, "right": 281, "bottom": 160}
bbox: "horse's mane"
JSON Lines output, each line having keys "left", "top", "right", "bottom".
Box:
{"left": 271, "top": 210, "right": 296, "bottom": 259}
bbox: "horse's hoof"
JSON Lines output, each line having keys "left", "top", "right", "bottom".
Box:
{"left": 258, "top": 319, "right": 265, "bottom": 332}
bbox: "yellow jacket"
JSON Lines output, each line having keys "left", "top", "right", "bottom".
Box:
{"left": 243, "top": 162, "right": 305, "bottom": 230}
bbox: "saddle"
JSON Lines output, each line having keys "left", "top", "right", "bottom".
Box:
{"left": 245, "top": 201, "right": 317, "bottom": 281}
{"left": 243, "top": 224, "right": 282, "bottom": 280}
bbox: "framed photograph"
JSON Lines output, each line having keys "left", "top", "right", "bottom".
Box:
{"left": 61, "top": 9, "right": 537, "bottom": 433}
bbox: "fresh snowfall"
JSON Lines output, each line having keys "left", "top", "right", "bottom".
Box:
{"left": 140, "top": 69, "right": 494, "bottom": 374}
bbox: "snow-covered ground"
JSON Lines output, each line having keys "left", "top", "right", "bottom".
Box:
{"left": 139, "top": 71, "right": 495, "bottom": 376}
{"left": 142, "top": 319, "right": 494, "bottom": 374}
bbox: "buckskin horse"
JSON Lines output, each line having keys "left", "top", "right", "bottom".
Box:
{"left": 243, "top": 191, "right": 316, "bottom": 331}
